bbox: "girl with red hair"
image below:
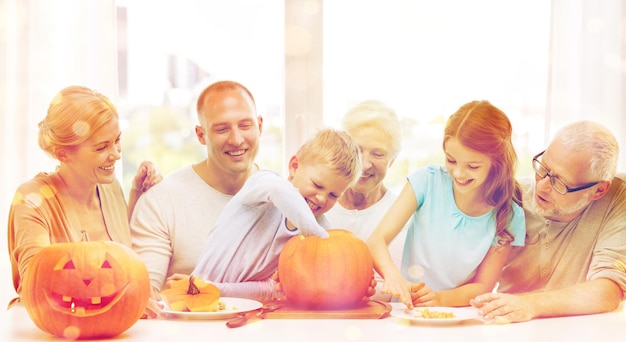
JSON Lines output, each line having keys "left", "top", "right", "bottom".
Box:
{"left": 367, "top": 100, "right": 525, "bottom": 309}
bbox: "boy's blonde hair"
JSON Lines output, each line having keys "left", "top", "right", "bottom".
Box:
{"left": 295, "top": 128, "right": 362, "bottom": 187}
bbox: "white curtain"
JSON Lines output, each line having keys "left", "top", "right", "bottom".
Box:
{"left": 546, "top": 0, "right": 626, "bottom": 170}
{"left": 0, "top": 0, "right": 118, "bottom": 304}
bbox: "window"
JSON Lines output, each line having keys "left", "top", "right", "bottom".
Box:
{"left": 117, "top": 0, "right": 551, "bottom": 193}
{"left": 2, "top": 0, "right": 624, "bottom": 305}
{"left": 323, "top": 0, "right": 551, "bottom": 190}
{"left": 116, "top": 0, "right": 285, "bottom": 190}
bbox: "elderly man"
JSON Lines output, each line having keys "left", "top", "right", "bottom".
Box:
{"left": 471, "top": 120, "right": 626, "bottom": 322}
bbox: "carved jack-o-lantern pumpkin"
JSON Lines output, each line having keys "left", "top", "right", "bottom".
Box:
{"left": 21, "top": 240, "right": 150, "bottom": 339}
{"left": 278, "top": 229, "right": 374, "bottom": 309}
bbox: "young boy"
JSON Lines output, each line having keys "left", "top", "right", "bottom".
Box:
{"left": 191, "top": 128, "right": 362, "bottom": 301}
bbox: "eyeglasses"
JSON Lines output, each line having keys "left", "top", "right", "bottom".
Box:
{"left": 532, "top": 151, "right": 600, "bottom": 195}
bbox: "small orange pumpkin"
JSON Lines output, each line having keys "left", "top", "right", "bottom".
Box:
{"left": 278, "top": 229, "right": 374, "bottom": 309}
{"left": 160, "top": 275, "right": 221, "bottom": 312}
{"left": 21, "top": 240, "right": 150, "bottom": 340}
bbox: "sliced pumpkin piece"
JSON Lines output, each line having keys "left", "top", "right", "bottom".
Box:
{"left": 160, "top": 275, "right": 221, "bottom": 312}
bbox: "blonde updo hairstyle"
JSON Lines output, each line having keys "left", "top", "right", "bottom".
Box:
{"left": 38, "top": 86, "right": 118, "bottom": 159}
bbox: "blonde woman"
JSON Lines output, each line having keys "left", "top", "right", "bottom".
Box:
{"left": 8, "top": 85, "right": 161, "bottom": 300}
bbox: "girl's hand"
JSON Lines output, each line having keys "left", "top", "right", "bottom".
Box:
{"left": 411, "top": 284, "right": 440, "bottom": 307}
{"left": 381, "top": 272, "right": 425, "bottom": 309}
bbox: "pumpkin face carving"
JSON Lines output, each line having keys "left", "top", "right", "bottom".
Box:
{"left": 278, "top": 229, "right": 374, "bottom": 309}
{"left": 21, "top": 241, "right": 150, "bottom": 339}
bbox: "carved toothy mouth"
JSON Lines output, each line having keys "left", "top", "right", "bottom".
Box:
{"left": 43, "top": 282, "right": 130, "bottom": 317}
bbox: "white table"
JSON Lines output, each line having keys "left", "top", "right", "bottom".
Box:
{"left": 3, "top": 302, "right": 625, "bottom": 342}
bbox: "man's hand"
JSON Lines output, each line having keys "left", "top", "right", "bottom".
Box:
{"left": 141, "top": 286, "right": 164, "bottom": 319}
{"left": 470, "top": 292, "right": 535, "bottom": 323}
{"left": 164, "top": 273, "right": 188, "bottom": 289}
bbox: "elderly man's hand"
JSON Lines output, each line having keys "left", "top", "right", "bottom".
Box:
{"left": 470, "top": 292, "right": 536, "bottom": 323}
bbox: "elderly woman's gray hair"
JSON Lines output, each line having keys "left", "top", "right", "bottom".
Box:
{"left": 342, "top": 100, "right": 402, "bottom": 159}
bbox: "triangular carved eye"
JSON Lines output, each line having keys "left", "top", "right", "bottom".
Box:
{"left": 101, "top": 260, "right": 112, "bottom": 269}
{"left": 63, "top": 260, "right": 76, "bottom": 270}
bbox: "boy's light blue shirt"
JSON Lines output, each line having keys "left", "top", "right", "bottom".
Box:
{"left": 402, "top": 164, "right": 525, "bottom": 291}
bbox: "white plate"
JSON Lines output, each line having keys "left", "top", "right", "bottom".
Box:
{"left": 160, "top": 297, "right": 262, "bottom": 320}
{"left": 390, "top": 306, "right": 480, "bottom": 324}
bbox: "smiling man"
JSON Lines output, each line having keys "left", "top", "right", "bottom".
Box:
{"left": 130, "top": 80, "right": 263, "bottom": 318}
{"left": 471, "top": 120, "right": 626, "bottom": 323}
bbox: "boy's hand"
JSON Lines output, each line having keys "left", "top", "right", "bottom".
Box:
{"left": 300, "top": 225, "right": 330, "bottom": 238}
{"left": 271, "top": 270, "right": 286, "bottom": 301}
{"left": 361, "top": 276, "right": 377, "bottom": 303}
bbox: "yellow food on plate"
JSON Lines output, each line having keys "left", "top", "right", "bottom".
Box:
{"left": 412, "top": 308, "right": 456, "bottom": 319}
{"left": 160, "top": 275, "right": 224, "bottom": 312}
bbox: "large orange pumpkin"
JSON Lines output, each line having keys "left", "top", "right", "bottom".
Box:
{"left": 21, "top": 240, "right": 150, "bottom": 339}
{"left": 278, "top": 229, "right": 374, "bottom": 309}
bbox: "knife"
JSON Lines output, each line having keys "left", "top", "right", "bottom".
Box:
{"left": 226, "top": 303, "right": 281, "bottom": 328}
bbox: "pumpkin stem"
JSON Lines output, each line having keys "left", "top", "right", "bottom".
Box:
{"left": 187, "top": 275, "right": 201, "bottom": 295}
{"left": 80, "top": 230, "right": 89, "bottom": 242}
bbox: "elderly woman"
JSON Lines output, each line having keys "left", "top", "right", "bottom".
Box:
{"left": 325, "top": 100, "right": 405, "bottom": 300}
{"left": 8, "top": 85, "right": 161, "bottom": 300}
